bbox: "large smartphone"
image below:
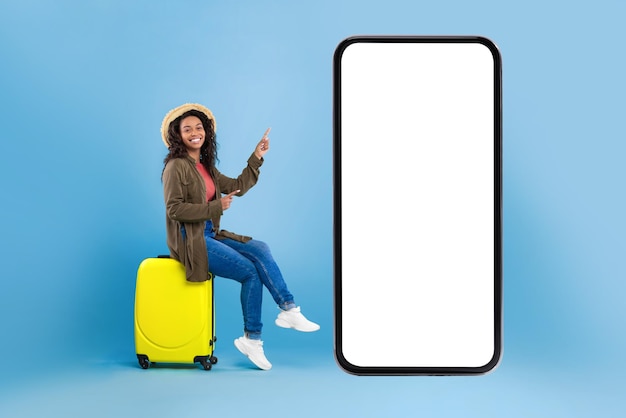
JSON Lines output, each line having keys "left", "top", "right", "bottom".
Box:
{"left": 333, "top": 36, "right": 502, "bottom": 375}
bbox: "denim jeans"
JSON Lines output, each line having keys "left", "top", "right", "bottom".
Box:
{"left": 204, "top": 221, "right": 295, "bottom": 340}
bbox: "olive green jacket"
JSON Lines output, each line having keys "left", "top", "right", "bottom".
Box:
{"left": 162, "top": 153, "right": 263, "bottom": 282}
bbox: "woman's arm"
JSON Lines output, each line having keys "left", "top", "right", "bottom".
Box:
{"left": 218, "top": 129, "right": 270, "bottom": 195}
{"left": 216, "top": 153, "right": 263, "bottom": 196}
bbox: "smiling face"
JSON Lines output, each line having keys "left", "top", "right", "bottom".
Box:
{"left": 179, "top": 115, "right": 205, "bottom": 155}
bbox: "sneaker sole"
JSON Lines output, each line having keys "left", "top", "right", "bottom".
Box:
{"left": 275, "top": 318, "right": 320, "bottom": 332}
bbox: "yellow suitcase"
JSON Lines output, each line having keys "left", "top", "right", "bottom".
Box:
{"left": 134, "top": 256, "right": 217, "bottom": 370}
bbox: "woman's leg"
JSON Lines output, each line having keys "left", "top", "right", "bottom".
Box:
{"left": 218, "top": 238, "right": 295, "bottom": 310}
{"left": 219, "top": 238, "right": 320, "bottom": 332}
{"left": 205, "top": 237, "right": 263, "bottom": 339}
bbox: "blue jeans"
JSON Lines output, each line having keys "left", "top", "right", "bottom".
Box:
{"left": 204, "top": 221, "right": 295, "bottom": 340}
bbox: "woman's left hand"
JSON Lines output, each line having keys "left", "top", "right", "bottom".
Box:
{"left": 254, "top": 128, "right": 271, "bottom": 159}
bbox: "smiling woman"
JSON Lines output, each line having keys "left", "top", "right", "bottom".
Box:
{"left": 162, "top": 104, "right": 218, "bottom": 176}
{"left": 180, "top": 116, "right": 205, "bottom": 153}
{"left": 158, "top": 103, "right": 320, "bottom": 371}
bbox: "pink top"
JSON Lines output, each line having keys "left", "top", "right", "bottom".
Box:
{"left": 195, "top": 162, "right": 216, "bottom": 202}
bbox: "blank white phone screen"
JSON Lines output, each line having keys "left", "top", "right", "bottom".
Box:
{"left": 335, "top": 37, "right": 501, "bottom": 374}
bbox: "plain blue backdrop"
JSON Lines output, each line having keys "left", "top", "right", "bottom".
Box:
{"left": 1, "top": 0, "right": 625, "bottom": 416}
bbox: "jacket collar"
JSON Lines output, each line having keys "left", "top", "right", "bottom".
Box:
{"left": 184, "top": 154, "right": 199, "bottom": 165}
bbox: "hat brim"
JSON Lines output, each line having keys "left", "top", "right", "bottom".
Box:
{"left": 161, "top": 103, "right": 216, "bottom": 147}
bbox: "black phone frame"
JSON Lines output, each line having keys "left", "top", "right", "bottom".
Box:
{"left": 333, "top": 35, "right": 503, "bottom": 376}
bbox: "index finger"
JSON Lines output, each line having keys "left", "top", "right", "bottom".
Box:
{"left": 226, "top": 189, "right": 241, "bottom": 197}
{"left": 262, "top": 128, "right": 271, "bottom": 138}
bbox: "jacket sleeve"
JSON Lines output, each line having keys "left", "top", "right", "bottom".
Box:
{"left": 216, "top": 153, "right": 264, "bottom": 196}
{"left": 163, "top": 159, "right": 223, "bottom": 223}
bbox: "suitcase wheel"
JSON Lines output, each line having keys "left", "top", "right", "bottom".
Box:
{"left": 210, "top": 356, "right": 218, "bottom": 365}
{"left": 199, "top": 358, "right": 212, "bottom": 371}
{"left": 137, "top": 354, "right": 150, "bottom": 369}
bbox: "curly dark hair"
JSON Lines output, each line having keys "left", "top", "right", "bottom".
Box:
{"left": 162, "top": 109, "right": 218, "bottom": 178}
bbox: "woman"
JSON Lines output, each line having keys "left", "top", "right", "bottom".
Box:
{"left": 161, "top": 103, "right": 319, "bottom": 371}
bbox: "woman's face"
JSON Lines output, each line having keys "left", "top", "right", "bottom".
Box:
{"left": 179, "top": 115, "right": 205, "bottom": 153}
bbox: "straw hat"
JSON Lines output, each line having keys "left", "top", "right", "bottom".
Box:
{"left": 160, "top": 103, "right": 216, "bottom": 147}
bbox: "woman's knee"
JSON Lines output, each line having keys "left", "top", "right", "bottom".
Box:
{"left": 248, "top": 239, "right": 271, "bottom": 254}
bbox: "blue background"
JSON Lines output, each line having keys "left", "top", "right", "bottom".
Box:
{"left": 1, "top": 0, "right": 625, "bottom": 416}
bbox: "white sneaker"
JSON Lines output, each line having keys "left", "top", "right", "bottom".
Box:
{"left": 234, "top": 336, "right": 272, "bottom": 370}
{"left": 275, "top": 306, "right": 320, "bottom": 332}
